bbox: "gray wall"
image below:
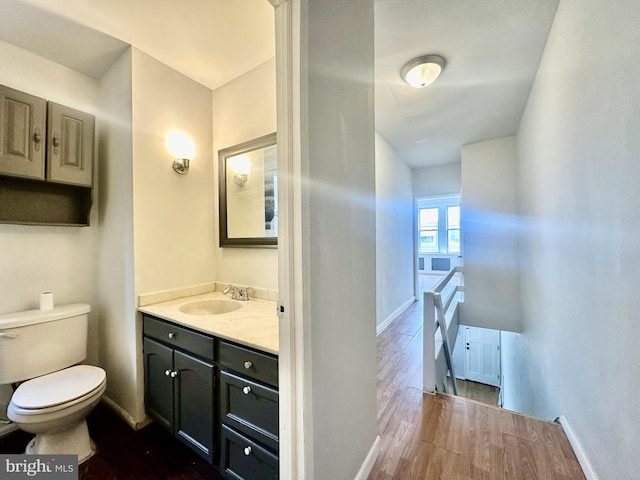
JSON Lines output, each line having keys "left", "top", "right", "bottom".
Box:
{"left": 302, "top": 0, "right": 378, "bottom": 478}
{"left": 461, "top": 136, "right": 521, "bottom": 332}
{"left": 375, "top": 133, "right": 415, "bottom": 332}
{"left": 511, "top": 0, "right": 640, "bottom": 478}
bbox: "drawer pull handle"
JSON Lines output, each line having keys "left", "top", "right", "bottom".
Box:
{"left": 168, "top": 332, "right": 176, "bottom": 339}
{"left": 244, "top": 446, "right": 252, "bottom": 456}
{"left": 242, "top": 386, "right": 252, "bottom": 395}
{"left": 244, "top": 361, "right": 253, "bottom": 369}
{"left": 170, "top": 371, "right": 178, "bottom": 378}
{"left": 165, "top": 369, "right": 171, "bottom": 376}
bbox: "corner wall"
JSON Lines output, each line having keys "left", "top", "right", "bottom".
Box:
{"left": 375, "top": 133, "right": 415, "bottom": 332}
{"left": 513, "top": 1, "right": 640, "bottom": 478}
{"left": 97, "top": 47, "right": 138, "bottom": 423}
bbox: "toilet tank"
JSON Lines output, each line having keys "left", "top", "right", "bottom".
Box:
{"left": 0, "top": 304, "right": 91, "bottom": 384}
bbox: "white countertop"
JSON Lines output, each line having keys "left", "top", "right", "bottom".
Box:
{"left": 138, "top": 291, "right": 279, "bottom": 355}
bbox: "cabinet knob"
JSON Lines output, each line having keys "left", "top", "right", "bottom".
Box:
{"left": 168, "top": 332, "right": 176, "bottom": 339}
{"left": 52, "top": 134, "right": 60, "bottom": 154}
{"left": 243, "top": 446, "right": 252, "bottom": 456}
{"left": 242, "top": 386, "right": 251, "bottom": 395}
{"left": 244, "top": 361, "right": 252, "bottom": 369}
{"left": 33, "top": 128, "right": 42, "bottom": 151}
{"left": 165, "top": 369, "right": 171, "bottom": 376}
{"left": 170, "top": 371, "right": 178, "bottom": 378}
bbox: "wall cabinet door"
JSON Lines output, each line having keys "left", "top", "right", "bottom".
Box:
{"left": 174, "top": 350, "right": 215, "bottom": 463}
{"left": 143, "top": 338, "right": 174, "bottom": 431}
{"left": 47, "top": 102, "right": 94, "bottom": 186}
{"left": 0, "top": 85, "right": 46, "bottom": 180}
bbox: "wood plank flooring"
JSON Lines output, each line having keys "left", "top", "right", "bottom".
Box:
{"left": 369, "top": 298, "right": 585, "bottom": 480}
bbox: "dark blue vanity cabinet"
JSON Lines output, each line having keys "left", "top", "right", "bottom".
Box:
{"left": 219, "top": 341, "right": 279, "bottom": 480}
{"left": 143, "top": 316, "right": 216, "bottom": 463}
{"left": 142, "top": 314, "right": 279, "bottom": 479}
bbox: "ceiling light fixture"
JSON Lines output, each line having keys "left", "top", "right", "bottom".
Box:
{"left": 401, "top": 55, "right": 445, "bottom": 88}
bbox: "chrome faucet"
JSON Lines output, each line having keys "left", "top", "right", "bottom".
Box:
{"left": 223, "top": 285, "right": 253, "bottom": 301}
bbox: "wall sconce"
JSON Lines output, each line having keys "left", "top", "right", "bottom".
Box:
{"left": 229, "top": 155, "right": 251, "bottom": 186}
{"left": 166, "top": 130, "right": 195, "bottom": 175}
{"left": 401, "top": 55, "right": 445, "bottom": 88}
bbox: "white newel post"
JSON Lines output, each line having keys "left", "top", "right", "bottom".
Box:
{"left": 423, "top": 291, "right": 436, "bottom": 394}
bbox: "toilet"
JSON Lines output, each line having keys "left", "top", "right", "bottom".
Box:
{"left": 0, "top": 303, "right": 106, "bottom": 462}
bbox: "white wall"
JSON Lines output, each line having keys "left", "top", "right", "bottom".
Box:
{"left": 97, "top": 47, "right": 139, "bottom": 423}
{"left": 0, "top": 41, "right": 101, "bottom": 416}
{"left": 302, "top": 0, "right": 378, "bottom": 477}
{"left": 461, "top": 136, "right": 521, "bottom": 332}
{"left": 132, "top": 49, "right": 215, "bottom": 295}
{"left": 212, "top": 58, "right": 278, "bottom": 290}
{"left": 375, "top": 133, "right": 415, "bottom": 332}
{"left": 513, "top": 1, "right": 640, "bottom": 478}
{"left": 413, "top": 162, "right": 461, "bottom": 197}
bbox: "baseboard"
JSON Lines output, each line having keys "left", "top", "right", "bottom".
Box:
{"left": 353, "top": 435, "right": 381, "bottom": 480}
{"left": 101, "top": 396, "right": 152, "bottom": 431}
{"left": 0, "top": 422, "right": 18, "bottom": 438}
{"left": 376, "top": 297, "right": 416, "bottom": 336}
{"left": 558, "top": 415, "right": 599, "bottom": 480}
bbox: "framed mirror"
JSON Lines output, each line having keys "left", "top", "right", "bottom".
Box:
{"left": 219, "top": 133, "right": 277, "bottom": 247}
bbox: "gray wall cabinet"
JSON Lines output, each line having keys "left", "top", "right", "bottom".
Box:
{"left": 0, "top": 84, "right": 95, "bottom": 226}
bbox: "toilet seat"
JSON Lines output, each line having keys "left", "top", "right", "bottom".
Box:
{"left": 10, "top": 365, "right": 106, "bottom": 415}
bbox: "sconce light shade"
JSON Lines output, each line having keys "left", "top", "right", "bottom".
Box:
{"left": 229, "top": 155, "right": 251, "bottom": 187}
{"left": 401, "top": 55, "right": 445, "bottom": 88}
{"left": 166, "top": 130, "right": 195, "bottom": 175}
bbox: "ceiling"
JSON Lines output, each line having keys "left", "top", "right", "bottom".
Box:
{"left": 375, "top": 0, "right": 560, "bottom": 168}
{"left": 6, "top": 0, "right": 275, "bottom": 90}
{"left": 4, "top": 0, "right": 560, "bottom": 169}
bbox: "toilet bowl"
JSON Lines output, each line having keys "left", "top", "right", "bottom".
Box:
{"left": 7, "top": 365, "right": 107, "bottom": 462}
{"left": 0, "top": 304, "right": 106, "bottom": 463}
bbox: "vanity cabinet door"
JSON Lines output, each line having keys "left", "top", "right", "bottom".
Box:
{"left": 0, "top": 85, "right": 46, "bottom": 180}
{"left": 174, "top": 350, "right": 215, "bottom": 464}
{"left": 47, "top": 102, "right": 94, "bottom": 187}
{"left": 143, "top": 338, "right": 174, "bottom": 431}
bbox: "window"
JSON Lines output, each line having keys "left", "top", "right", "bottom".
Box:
{"left": 418, "top": 196, "right": 460, "bottom": 254}
{"left": 447, "top": 205, "right": 460, "bottom": 253}
{"left": 419, "top": 208, "right": 439, "bottom": 253}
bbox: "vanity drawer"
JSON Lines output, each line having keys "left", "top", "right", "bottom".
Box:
{"left": 220, "top": 425, "right": 278, "bottom": 480}
{"left": 220, "top": 370, "right": 279, "bottom": 451}
{"left": 143, "top": 315, "right": 214, "bottom": 361}
{"left": 219, "top": 341, "right": 278, "bottom": 387}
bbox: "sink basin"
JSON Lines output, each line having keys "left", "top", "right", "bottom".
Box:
{"left": 179, "top": 299, "right": 242, "bottom": 315}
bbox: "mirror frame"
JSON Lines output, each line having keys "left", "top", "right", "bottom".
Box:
{"left": 218, "top": 132, "right": 278, "bottom": 247}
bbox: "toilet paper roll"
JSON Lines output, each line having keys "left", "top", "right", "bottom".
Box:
{"left": 40, "top": 292, "right": 54, "bottom": 311}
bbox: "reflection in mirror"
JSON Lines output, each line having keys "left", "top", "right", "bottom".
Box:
{"left": 219, "top": 133, "right": 277, "bottom": 247}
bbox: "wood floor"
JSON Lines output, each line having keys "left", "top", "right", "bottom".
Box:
{"left": 369, "top": 297, "right": 585, "bottom": 480}
{"left": 445, "top": 377, "right": 500, "bottom": 407}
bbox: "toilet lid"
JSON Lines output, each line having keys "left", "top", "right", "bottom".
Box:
{"left": 12, "top": 365, "right": 106, "bottom": 409}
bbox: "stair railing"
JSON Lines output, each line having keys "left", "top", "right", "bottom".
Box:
{"left": 423, "top": 266, "right": 464, "bottom": 395}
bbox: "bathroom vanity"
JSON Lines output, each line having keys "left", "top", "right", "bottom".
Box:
{"left": 140, "top": 291, "right": 278, "bottom": 480}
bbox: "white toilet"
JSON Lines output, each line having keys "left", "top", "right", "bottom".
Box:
{"left": 0, "top": 303, "right": 106, "bottom": 462}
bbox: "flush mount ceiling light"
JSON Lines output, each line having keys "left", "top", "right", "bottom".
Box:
{"left": 401, "top": 55, "right": 445, "bottom": 88}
